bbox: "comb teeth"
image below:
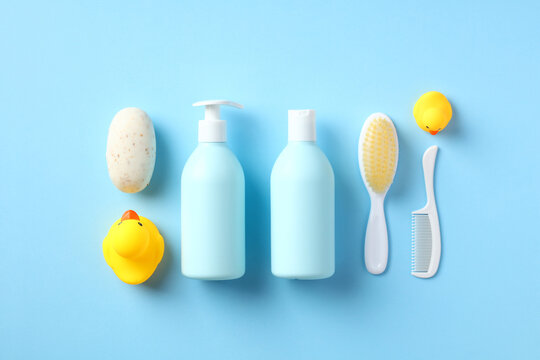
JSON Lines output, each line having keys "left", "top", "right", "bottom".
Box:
{"left": 412, "top": 214, "right": 432, "bottom": 272}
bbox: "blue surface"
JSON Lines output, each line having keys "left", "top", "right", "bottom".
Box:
{"left": 1, "top": 1, "right": 539, "bottom": 359}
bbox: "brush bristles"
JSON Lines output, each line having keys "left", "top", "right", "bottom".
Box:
{"left": 412, "top": 214, "right": 432, "bottom": 272}
{"left": 362, "top": 117, "right": 397, "bottom": 193}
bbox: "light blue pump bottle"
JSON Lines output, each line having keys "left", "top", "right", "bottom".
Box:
{"left": 181, "top": 100, "right": 245, "bottom": 280}
{"left": 271, "top": 110, "right": 335, "bottom": 279}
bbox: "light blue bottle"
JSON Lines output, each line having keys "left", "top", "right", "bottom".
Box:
{"left": 181, "top": 100, "right": 245, "bottom": 280}
{"left": 271, "top": 110, "right": 335, "bottom": 279}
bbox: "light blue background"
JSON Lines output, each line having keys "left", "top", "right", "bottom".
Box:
{"left": 1, "top": 1, "right": 539, "bottom": 359}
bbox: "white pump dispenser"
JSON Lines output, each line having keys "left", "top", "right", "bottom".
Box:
{"left": 193, "top": 100, "right": 244, "bottom": 142}
{"left": 181, "top": 99, "right": 246, "bottom": 280}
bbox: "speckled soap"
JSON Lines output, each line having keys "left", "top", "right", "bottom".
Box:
{"left": 106, "top": 107, "right": 156, "bottom": 193}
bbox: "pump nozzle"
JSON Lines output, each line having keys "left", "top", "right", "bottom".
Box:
{"left": 193, "top": 100, "right": 243, "bottom": 142}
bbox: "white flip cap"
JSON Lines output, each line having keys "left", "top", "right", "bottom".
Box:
{"left": 288, "top": 109, "right": 316, "bottom": 141}
{"left": 193, "top": 100, "right": 244, "bottom": 142}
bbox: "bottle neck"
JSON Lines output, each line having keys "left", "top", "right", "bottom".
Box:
{"left": 197, "top": 142, "right": 228, "bottom": 147}
{"left": 288, "top": 140, "right": 316, "bottom": 144}
{"left": 199, "top": 120, "right": 226, "bottom": 142}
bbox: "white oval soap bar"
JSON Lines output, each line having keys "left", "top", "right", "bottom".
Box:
{"left": 106, "top": 108, "right": 156, "bottom": 193}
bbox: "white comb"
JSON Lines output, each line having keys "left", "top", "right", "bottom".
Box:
{"left": 412, "top": 146, "right": 441, "bottom": 278}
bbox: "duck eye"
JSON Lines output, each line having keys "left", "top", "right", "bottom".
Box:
{"left": 426, "top": 125, "right": 430, "bottom": 129}
{"left": 438, "top": 128, "right": 441, "bottom": 130}
{"left": 118, "top": 222, "right": 121, "bottom": 226}
{"left": 138, "top": 222, "right": 143, "bottom": 226}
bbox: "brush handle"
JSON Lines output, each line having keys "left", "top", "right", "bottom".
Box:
{"left": 365, "top": 195, "right": 388, "bottom": 275}
{"left": 422, "top": 146, "right": 438, "bottom": 209}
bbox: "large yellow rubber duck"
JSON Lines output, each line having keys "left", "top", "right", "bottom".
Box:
{"left": 103, "top": 210, "right": 164, "bottom": 285}
{"left": 413, "top": 91, "right": 452, "bottom": 135}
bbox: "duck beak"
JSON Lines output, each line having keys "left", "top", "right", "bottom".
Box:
{"left": 121, "top": 210, "right": 140, "bottom": 221}
{"left": 429, "top": 130, "right": 439, "bottom": 135}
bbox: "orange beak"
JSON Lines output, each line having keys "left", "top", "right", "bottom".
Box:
{"left": 121, "top": 210, "right": 140, "bottom": 221}
{"left": 429, "top": 130, "right": 439, "bottom": 135}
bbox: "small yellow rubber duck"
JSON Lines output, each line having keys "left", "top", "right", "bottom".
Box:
{"left": 413, "top": 91, "right": 452, "bottom": 135}
{"left": 103, "top": 210, "right": 164, "bottom": 285}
